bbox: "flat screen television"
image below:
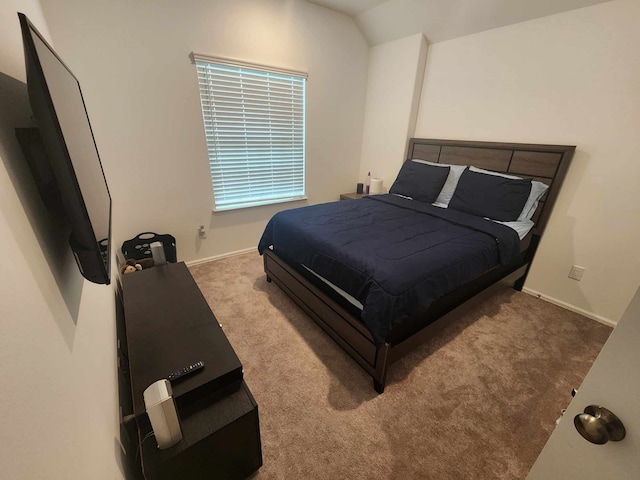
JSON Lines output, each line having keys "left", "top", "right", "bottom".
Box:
{"left": 17, "top": 13, "right": 112, "bottom": 285}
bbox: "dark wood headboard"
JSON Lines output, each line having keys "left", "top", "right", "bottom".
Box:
{"left": 406, "top": 138, "right": 575, "bottom": 236}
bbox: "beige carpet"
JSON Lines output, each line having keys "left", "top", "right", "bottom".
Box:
{"left": 189, "top": 253, "right": 611, "bottom": 480}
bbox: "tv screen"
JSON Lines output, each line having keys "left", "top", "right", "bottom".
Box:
{"left": 18, "top": 13, "right": 112, "bottom": 285}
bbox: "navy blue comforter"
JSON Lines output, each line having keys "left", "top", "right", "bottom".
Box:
{"left": 258, "top": 195, "right": 522, "bottom": 345}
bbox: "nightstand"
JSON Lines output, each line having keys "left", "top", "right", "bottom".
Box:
{"left": 339, "top": 192, "right": 365, "bottom": 200}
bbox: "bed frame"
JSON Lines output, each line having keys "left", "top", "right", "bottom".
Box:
{"left": 263, "top": 138, "right": 575, "bottom": 393}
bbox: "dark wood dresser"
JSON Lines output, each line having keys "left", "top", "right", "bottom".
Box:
{"left": 117, "top": 262, "right": 262, "bottom": 480}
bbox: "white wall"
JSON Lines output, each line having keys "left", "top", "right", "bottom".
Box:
{"left": 0, "top": 2, "right": 122, "bottom": 479}
{"left": 39, "top": 0, "right": 369, "bottom": 263}
{"left": 358, "top": 33, "right": 428, "bottom": 190}
{"left": 414, "top": 0, "right": 640, "bottom": 323}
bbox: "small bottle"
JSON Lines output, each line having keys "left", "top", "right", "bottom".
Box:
{"left": 365, "top": 171, "right": 371, "bottom": 195}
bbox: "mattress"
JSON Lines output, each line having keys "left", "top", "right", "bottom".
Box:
{"left": 303, "top": 264, "right": 364, "bottom": 310}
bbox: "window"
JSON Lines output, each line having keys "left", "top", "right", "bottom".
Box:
{"left": 192, "top": 54, "right": 307, "bottom": 211}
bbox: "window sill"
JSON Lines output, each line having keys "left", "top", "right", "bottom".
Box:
{"left": 213, "top": 196, "right": 308, "bottom": 213}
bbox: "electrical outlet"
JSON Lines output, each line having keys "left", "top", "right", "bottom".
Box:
{"left": 568, "top": 265, "right": 585, "bottom": 281}
{"left": 198, "top": 225, "right": 207, "bottom": 239}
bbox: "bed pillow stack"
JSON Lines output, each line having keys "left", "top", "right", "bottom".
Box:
{"left": 389, "top": 160, "right": 450, "bottom": 203}
{"left": 390, "top": 160, "right": 549, "bottom": 222}
{"left": 464, "top": 166, "right": 549, "bottom": 221}
{"left": 448, "top": 169, "right": 532, "bottom": 222}
{"left": 410, "top": 159, "right": 467, "bottom": 207}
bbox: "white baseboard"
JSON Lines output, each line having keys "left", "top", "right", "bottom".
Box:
{"left": 522, "top": 287, "right": 616, "bottom": 327}
{"left": 185, "top": 247, "right": 256, "bottom": 266}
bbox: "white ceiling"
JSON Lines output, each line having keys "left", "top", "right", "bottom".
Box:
{"left": 308, "top": 0, "right": 614, "bottom": 45}
{"left": 307, "top": 0, "right": 388, "bottom": 16}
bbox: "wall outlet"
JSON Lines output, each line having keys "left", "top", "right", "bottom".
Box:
{"left": 568, "top": 265, "right": 585, "bottom": 281}
{"left": 198, "top": 225, "right": 207, "bottom": 239}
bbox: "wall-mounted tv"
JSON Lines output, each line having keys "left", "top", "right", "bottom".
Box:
{"left": 17, "top": 13, "right": 112, "bottom": 285}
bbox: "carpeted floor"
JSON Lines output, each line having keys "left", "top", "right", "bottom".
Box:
{"left": 189, "top": 252, "right": 611, "bottom": 480}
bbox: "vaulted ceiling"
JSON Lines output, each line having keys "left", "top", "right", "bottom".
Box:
{"left": 307, "top": 0, "right": 614, "bottom": 45}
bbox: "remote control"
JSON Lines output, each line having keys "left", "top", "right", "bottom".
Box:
{"left": 167, "top": 360, "right": 205, "bottom": 381}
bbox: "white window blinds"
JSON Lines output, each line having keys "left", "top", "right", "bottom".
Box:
{"left": 192, "top": 54, "right": 307, "bottom": 211}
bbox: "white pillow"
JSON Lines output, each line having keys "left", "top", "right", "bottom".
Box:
{"left": 520, "top": 181, "right": 549, "bottom": 220}
{"left": 412, "top": 159, "right": 467, "bottom": 206}
{"left": 469, "top": 166, "right": 549, "bottom": 221}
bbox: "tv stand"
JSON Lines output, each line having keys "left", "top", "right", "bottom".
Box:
{"left": 117, "top": 262, "right": 262, "bottom": 480}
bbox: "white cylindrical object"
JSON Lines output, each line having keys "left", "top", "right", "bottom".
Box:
{"left": 150, "top": 241, "right": 167, "bottom": 265}
{"left": 143, "top": 380, "right": 182, "bottom": 449}
{"left": 370, "top": 178, "right": 384, "bottom": 194}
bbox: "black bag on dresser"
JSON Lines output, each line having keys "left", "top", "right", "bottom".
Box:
{"left": 121, "top": 232, "right": 177, "bottom": 263}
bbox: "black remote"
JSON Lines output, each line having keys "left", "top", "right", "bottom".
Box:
{"left": 167, "top": 360, "right": 205, "bottom": 381}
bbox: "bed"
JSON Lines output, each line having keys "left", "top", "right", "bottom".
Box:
{"left": 259, "top": 138, "right": 575, "bottom": 393}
